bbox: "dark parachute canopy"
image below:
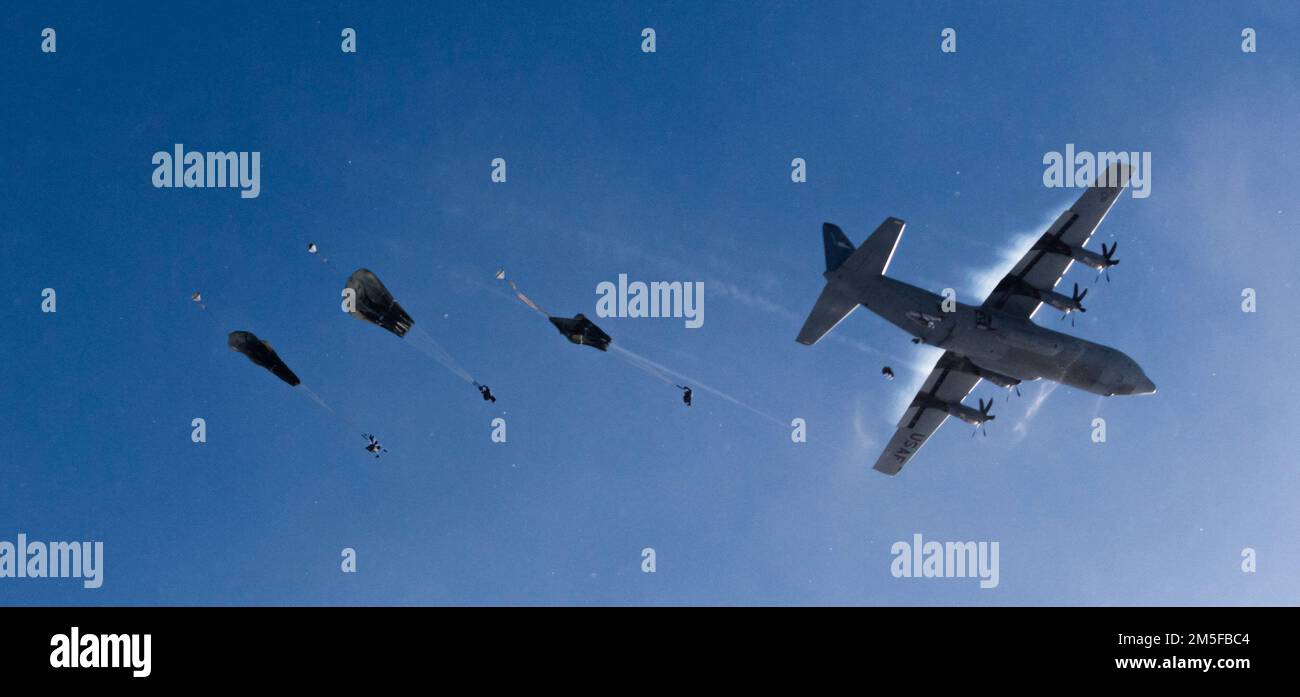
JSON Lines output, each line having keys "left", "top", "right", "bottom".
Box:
{"left": 228, "top": 331, "right": 301, "bottom": 386}
{"left": 498, "top": 270, "right": 612, "bottom": 352}
{"left": 549, "top": 313, "right": 612, "bottom": 351}
{"left": 344, "top": 266, "right": 482, "bottom": 388}
{"left": 346, "top": 268, "right": 414, "bottom": 337}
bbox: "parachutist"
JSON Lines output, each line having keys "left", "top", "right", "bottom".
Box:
{"left": 675, "top": 385, "right": 693, "bottom": 407}
{"left": 882, "top": 366, "right": 894, "bottom": 380}
{"left": 475, "top": 382, "right": 496, "bottom": 403}
{"left": 362, "top": 433, "right": 388, "bottom": 459}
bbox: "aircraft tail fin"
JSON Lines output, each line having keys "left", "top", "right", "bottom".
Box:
{"left": 823, "top": 223, "right": 856, "bottom": 272}
{"left": 797, "top": 218, "right": 906, "bottom": 346}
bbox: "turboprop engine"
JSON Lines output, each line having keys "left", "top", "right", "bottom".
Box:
{"left": 911, "top": 394, "right": 996, "bottom": 435}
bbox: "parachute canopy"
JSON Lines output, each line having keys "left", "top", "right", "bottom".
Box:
{"left": 549, "top": 313, "right": 611, "bottom": 351}
{"left": 228, "top": 331, "right": 301, "bottom": 386}
{"left": 346, "top": 268, "right": 414, "bottom": 337}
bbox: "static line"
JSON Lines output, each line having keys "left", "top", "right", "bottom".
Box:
{"left": 504, "top": 278, "right": 551, "bottom": 317}
{"left": 609, "top": 344, "right": 677, "bottom": 385}
{"left": 406, "top": 325, "right": 476, "bottom": 384}
{"left": 298, "top": 384, "right": 334, "bottom": 413}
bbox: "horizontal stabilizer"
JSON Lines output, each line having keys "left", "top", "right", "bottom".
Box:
{"left": 796, "top": 283, "right": 860, "bottom": 345}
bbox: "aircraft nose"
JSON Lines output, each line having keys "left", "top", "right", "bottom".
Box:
{"left": 1135, "top": 374, "right": 1156, "bottom": 395}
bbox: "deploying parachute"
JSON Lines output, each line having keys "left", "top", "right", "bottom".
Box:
{"left": 346, "top": 268, "right": 415, "bottom": 337}
{"left": 201, "top": 291, "right": 382, "bottom": 457}
{"left": 496, "top": 269, "right": 784, "bottom": 423}
{"left": 549, "top": 314, "right": 612, "bottom": 352}
{"left": 342, "top": 267, "right": 490, "bottom": 397}
{"left": 497, "top": 269, "right": 612, "bottom": 352}
{"left": 228, "top": 331, "right": 301, "bottom": 387}
{"left": 228, "top": 330, "right": 382, "bottom": 452}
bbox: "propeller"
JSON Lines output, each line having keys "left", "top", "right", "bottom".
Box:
{"left": 1058, "top": 283, "right": 1088, "bottom": 326}
{"left": 971, "top": 398, "right": 996, "bottom": 437}
{"left": 1096, "top": 242, "right": 1120, "bottom": 283}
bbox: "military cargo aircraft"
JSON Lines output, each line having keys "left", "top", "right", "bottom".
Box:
{"left": 796, "top": 165, "right": 1154, "bottom": 475}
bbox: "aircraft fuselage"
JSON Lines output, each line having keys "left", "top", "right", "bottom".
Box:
{"left": 853, "top": 274, "right": 1155, "bottom": 396}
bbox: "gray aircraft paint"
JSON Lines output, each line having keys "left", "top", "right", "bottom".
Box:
{"left": 797, "top": 165, "right": 1153, "bottom": 474}
{"left": 851, "top": 275, "right": 1153, "bottom": 397}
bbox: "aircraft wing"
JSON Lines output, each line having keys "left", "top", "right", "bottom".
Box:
{"left": 981, "top": 164, "right": 1131, "bottom": 319}
{"left": 873, "top": 351, "right": 982, "bottom": 475}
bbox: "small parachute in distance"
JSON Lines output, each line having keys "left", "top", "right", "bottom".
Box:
{"left": 228, "top": 331, "right": 301, "bottom": 387}
{"left": 346, "top": 268, "right": 414, "bottom": 337}
{"left": 549, "top": 313, "right": 612, "bottom": 351}
{"left": 307, "top": 243, "right": 318, "bottom": 254}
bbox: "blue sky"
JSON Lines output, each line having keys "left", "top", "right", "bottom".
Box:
{"left": 2, "top": 1, "right": 1298, "bottom": 605}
